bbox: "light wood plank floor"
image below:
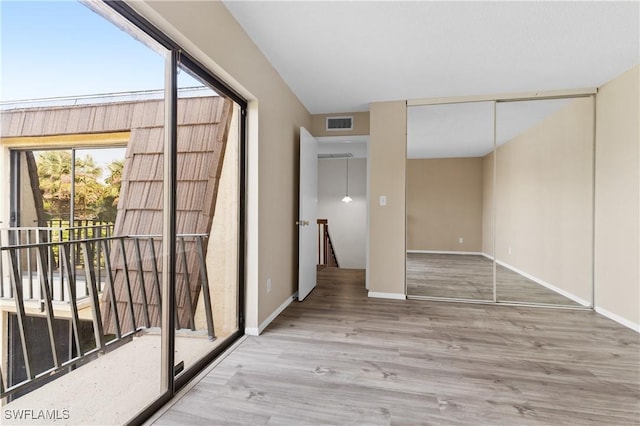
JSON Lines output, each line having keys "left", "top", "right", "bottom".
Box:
{"left": 407, "top": 253, "right": 582, "bottom": 306}
{"left": 153, "top": 268, "right": 639, "bottom": 425}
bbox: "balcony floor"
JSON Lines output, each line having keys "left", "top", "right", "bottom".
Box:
{"left": 2, "top": 331, "right": 230, "bottom": 425}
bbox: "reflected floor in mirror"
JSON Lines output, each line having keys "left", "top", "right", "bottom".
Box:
{"left": 406, "top": 253, "right": 582, "bottom": 306}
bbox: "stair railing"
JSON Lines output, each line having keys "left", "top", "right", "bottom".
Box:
{"left": 317, "top": 219, "right": 339, "bottom": 268}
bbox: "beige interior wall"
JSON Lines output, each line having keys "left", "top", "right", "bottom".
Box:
{"left": 482, "top": 152, "right": 494, "bottom": 256}
{"left": 406, "top": 158, "right": 483, "bottom": 252}
{"left": 310, "top": 112, "right": 370, "bottom": 137}
{"left": 368, "top": 101, "right": 406, "bottom": 296}
{"left": 594, "top": 65, "right": 639, "bottom": 328}
{"left": 130, "top": 1, "right": 312, "bottom": 329}
{"left": 494, "top": 97, "right": 594, "bottom": 303}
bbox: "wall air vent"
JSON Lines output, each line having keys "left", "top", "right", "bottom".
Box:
{"left": 326, "top": 116, "right": 353, "bottom": 131}
{"left": 318, "top": 153, "right": 353, "bottom": 159}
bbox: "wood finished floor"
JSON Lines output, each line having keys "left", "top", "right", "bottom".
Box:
{"left": 153, "top": 268, "right": 639, "bottom": 425}
{"left": 407, "top": 253, "right": 582, "bottom": 306}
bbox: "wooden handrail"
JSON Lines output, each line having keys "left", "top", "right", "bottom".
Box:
{"left": 317, "top": 219, "right": 339, "bottom": 268}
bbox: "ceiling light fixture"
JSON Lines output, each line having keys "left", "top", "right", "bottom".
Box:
{"left": 341, "top": 157, "right": 352, "bottom": 203}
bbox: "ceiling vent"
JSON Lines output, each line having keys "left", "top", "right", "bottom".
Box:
{"left": 326, "top": 116, "right": 353, "bottom": 131}
{"left": 318, "top": 153, "right": 353, "bottom": 159}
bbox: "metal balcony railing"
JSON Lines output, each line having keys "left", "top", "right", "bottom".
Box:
{"left": 0, "top": 228, "right": 215, "bottom": 401}
{"left": 0, "top": 224, "right": 114, "bottom": 301}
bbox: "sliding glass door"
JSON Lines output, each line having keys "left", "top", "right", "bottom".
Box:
{"left": 1, "top": 1, "right": 246, "bottom": 423}
{"left": 1, "top": 1, "right": 167, "bottom": 421}
{"left": 168, "top": 63, "right": 242, "bottom": 383}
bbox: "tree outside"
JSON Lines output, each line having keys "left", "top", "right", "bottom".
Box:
{"left": 35, "top": 150, "right": 124, "bottom": 223}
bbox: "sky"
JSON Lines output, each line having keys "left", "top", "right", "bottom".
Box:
{"left": 1, "top": 0, "right": 207, "bottom": 169}
{"left": 0, "top": 0, "right": 200, "bottom": 102}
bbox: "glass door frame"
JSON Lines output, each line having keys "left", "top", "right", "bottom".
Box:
{"left": 43, "top": 2, "right": 247, "bottom": 423}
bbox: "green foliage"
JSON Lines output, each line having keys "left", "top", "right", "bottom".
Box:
{"left": 37, "top": 150, "right": 72, "bottom": 217}
{"left": 98, "top": 160, "right": 124, "bottom": 222}
{"left": 35, "top": 150, "right": 124, "bottom": 222}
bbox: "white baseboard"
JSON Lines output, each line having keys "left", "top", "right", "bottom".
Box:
{"left": 408, "top": 250, "right": 483, "bottom": 256}
{"left": 245, "top": 291, "right": 298, "bottom": 336}
{"left": 495, "top": 259, "right": 590, "bottom": 307}
{"left": 368, "top": 291, "right": 406, "bottom": 300}
{"left": 244, "top": 327, "right": 260, "bottom": 336}
{"left": 595, "top": 306, "right": 640, "bottom": 333}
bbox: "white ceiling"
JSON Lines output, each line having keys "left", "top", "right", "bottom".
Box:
{"left": 407, "top": 98, "right": 572, "bottom": 158}
{"left": 223, "top": 1, "right": 639, "bottom": 114}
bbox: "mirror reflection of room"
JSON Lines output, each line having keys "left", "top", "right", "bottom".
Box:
{"left": 406, "top": 101, "right": 494, "bottom": 301}
{"left": 494, "top": 97, "right": 594, "bottom": 306}
{"left": 406, "top": 96, "right": 594, "bottom": 308}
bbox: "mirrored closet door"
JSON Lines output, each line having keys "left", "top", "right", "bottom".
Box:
{"left": 494, "top": 97, "right": 594, "bottom": 307}
{"left": 406, "top": 101, "right": 495, "bottom": 301}
{"left": 406, "top": 95, "right": 595, "bottom": 309}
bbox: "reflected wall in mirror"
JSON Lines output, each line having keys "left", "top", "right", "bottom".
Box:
{"left": 494, "top": 97, "right": 594, "bottom": 306}
{"left": 406, "top": 102, "right": 495, "bottom": 300}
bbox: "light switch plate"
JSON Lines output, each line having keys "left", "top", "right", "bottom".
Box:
{"left": 379, "top": 195, "right": 387, "bottom": 206}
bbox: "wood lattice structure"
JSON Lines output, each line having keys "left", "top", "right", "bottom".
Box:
{"left": 107, "top": 96, "right": 233, "bottom": 333}
{"left": 0, "top": 95, "right": 234, "bottom": 334}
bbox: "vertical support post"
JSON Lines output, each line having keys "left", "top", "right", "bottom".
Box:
{"left": 36, "top": 245, "right": 60, "bottom": 368}
{"left": 324, "top": 225, "right": 329, "bottom": 266}
{"left": 70, "top": 149, "right": 76, "bottom": 233}
{"left": 0, "top": 231, "right": 5, "bottom": 298}
{"left": 70, "top": 149, "right": 76, "bottom": 272}
{"left": 590, "top": 94, "right": 596, "bottom": 309}
{"left": 26, "top": 230, "right": 33, "bottom": 300}
{"left": 119, "top": 238, "right": 137, "bottom": 332}
{"left": 196, "top": 236, "right": 215, "bottom": 340}
{"left": 7, "top": 249, "right": 35, "bottom": 380}
{"left": 9, "top": 151, "right": 21, "bottom": 230}
{"left": 81, "top": 242, "right": 106, "bottom": 353}
{"left": 101, "top": 239, "right": 122, "bottom": 339}
{"left": 134, "top": 237, "right": 151, "bottom": 328}
{"left": 492, "top": 100, "right": 498, "bottom": 303}
{"left": 161, "top": 50, "right": 178, "bottom": 393}
{"left": 96, "top": 223, "right": 102, "bottom": 292}
{"left": 149, "top": 238, "right": 162, "bottom": 308}
{"left": 317, "top": 221, "right": 321, "bottom": 265}
{"left": 179, "top": 237, "right": 195, "bottom": 331}
{"left": 61, "top": 244, "right": 83, "bottom": 357}
{"left": 48, "top": 229, "right": 57, "bottom": 301}
{"left": 36, "top": 230, "right": 43, "bottom": 300}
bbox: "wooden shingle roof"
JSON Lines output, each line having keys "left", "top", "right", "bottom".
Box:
{"left": 1, "top": 95, "right": 234, "bottom": 333}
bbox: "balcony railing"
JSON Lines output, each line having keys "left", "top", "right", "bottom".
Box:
{"left": 0, "top": 224, "right": 113, "bottom": 301}
{"left": 0, "top": 227, "right": 215, "bottom": 401}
